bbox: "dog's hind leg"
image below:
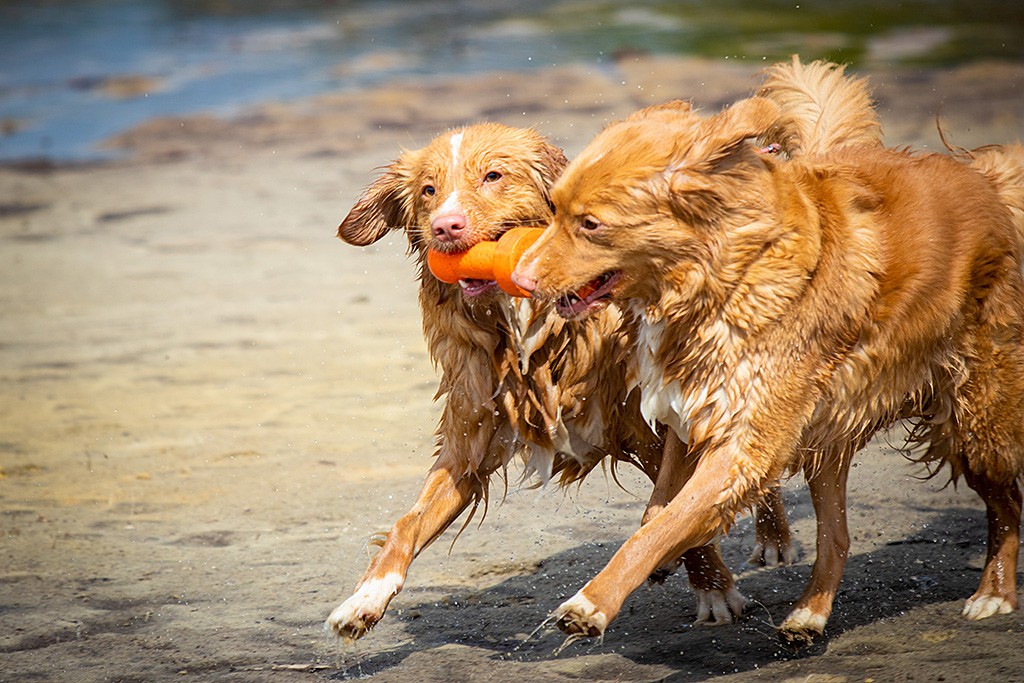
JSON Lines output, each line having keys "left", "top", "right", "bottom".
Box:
{"left": 745, "top": 485, "right": 797, "bottom": 568}
{"left": 326, "top": 460, "right": 486, "bottom": 641}
{"left": 778, "top": 451, "right": 851, "bottom": 645}
{"left": 953, "top": 347, "right": 1024, "bottom": 620}
{"left": 961, "top": 468, "right": 1022, "bottom": 620}
{"left": 954, "top": 275, "right": 1024, "bottom": 621}
{"left": 642, "top": 433, "right": 747, "bottom": 625}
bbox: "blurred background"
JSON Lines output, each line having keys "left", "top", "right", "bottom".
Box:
{"left": 1, "top": 0, "right": 1022, "bottom": 163}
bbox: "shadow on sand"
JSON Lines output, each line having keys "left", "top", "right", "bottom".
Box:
{"left": 331, "top": 502, "right": 998, "bottom": 680}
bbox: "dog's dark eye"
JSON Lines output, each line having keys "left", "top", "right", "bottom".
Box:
{"left": 422, "top": 185, "right": 435, "bottom": 197}
{"left": 483, "top": 171, "right": 502, "bottom": 183}
{"left": 581, "top": 216, "right": 601, "bottom": 231}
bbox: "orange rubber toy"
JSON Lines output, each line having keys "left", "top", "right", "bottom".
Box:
{"left": 427, "top": 227, "right": 542, "bottom": 297}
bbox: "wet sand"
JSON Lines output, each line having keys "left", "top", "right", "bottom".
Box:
{"left": 2, "top": 56, "right": 1024, "bottom": 682}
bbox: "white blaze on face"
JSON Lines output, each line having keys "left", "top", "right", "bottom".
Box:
{"left": 438, "top": 130, "right": 465, "bottom": 215}
{"left": 449, "top": 130, "right": 463, "bottom": 167}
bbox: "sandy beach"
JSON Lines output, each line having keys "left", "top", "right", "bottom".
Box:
{"left": 2, "top": 56, "right": 1024, "bottom": 682}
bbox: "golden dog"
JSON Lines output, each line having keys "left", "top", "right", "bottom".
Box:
{"left": 513, "top": 61, "right": 1024, "bottom": 643}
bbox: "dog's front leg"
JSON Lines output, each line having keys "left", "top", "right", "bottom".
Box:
{"left": 554, "top": 442, "right": 775, "bottom": 638}
{"left": 643, "top": 433, "right": 747, "bottom": 625}
{"left": 327, "top": 462, "right": 483, "bottom": 641}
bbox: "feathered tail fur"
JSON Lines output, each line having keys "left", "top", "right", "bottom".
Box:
{"left": 757, "top": 55, "right": 883, "bottom": 158}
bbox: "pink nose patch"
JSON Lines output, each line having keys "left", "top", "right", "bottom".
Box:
{"left": 431, "top": 213, "right": 467, "bottom": 242}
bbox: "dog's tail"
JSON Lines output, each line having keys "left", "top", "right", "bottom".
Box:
{"left": 964, "top": 142, "right": 1024, "bottom": 246}
{"left": 756, "top": 55, "right": 882, "bottom": 158}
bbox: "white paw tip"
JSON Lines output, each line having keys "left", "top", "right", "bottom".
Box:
{"left": 962, "top": 595, "right": 1015, "bottom": 621}
{"left": 744, "top": 542, "right": 795, "bottom": 569}
{"left": 781, "top": 607, "right": 827, "bottom": 634}
{"left": 325, "top": 573, "right": 404, "bottom": 641}
{"left": 325, "top": 597, "right": 375, "bottom": 642}
{"left": 554, "top": 592, "right": 608, "bottom": 637}
{"left": 693, "top": 587, "right": 748, "bottom": 626}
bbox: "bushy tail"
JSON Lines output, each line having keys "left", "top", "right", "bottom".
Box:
{"left": 756, "top": 55, "right": 882, "bottom": 158}
{"left": 964, "top": 142, "right": 1024, "bottom": 246}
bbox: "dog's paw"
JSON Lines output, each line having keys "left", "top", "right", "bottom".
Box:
{"left": 326, "top": 598, "right": 379, "bottom": 642}
{"left": 962, "top": 594, "right": 1015, "bottom": 621}
{"left": 552, "top": 592, "right": 608, "bottom": 638}
{"left": 693, "top": 586, "right": 748, "bottom": 626}
{"left": 325, "top": 573, "right": 403, "bottom": 642}
{"left": 778, "top": 607, "right": 827, "bottom": 646}
{"left": 742, "top": 539, "right": 797, "bottom": 570}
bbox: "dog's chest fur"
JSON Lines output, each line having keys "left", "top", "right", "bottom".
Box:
{"left": 631, "top": 313, "right": 690, "bottom": 438}
{"left": 495, "top": 297, "right": 613, "bottom": 481}
{"left": 428, "top": 290, "right": 630, "bottom": 485}
{"left": 630, "top": 306, "right": 749, "bottom": 447}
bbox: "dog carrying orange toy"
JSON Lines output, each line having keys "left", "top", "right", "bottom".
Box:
{"left": 427, "top": 227, "right": 542, "bottom": 297}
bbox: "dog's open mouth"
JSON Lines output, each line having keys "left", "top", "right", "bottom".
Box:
{"left": 555, "top": 271, "right": 621, "bottom": 318}
{"left": 458, "top": 278, "right": 499, "bottom": 297}
{"left": 451, "top": 226, "right": 514, "bottom": 299}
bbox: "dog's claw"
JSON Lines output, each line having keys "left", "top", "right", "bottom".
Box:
{"left": 778, "top": 607, "right": 827, "bottom": 646}
{"left": 693, "top": 587, "right": 748, "bottom": 626}
{"left": 742, "top": 540, "right": 797, "bottom": 571}
{"left": 326, "top": 602, "right": 380, "bottom": 643}
{"left": 552, "top": 592, "right": 608, "bottom": 639}
{"left": 777, "top": 625, "right": 821, "bottom": 648}
{"left": 962, "top": 594, "right": 1015, "bottom": 621}
{"left": 326, "top": 573, "right": 403, "bottom": 642}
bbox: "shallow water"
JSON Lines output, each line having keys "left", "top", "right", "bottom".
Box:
{"left": 0, "top": 0, "right": 1021, "bottom": 162}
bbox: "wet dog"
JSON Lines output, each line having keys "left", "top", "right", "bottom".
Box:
{"left": 513, "top": 61, "right": 1024, "bottom": 643}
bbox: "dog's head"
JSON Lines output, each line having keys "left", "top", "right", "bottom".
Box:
{"left": 512, "top": 97, "right": 780, "bottom": 318}
{"left": 339, "top": 123, "right": 566, "bottom": 300}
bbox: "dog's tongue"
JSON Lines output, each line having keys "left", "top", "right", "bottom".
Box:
{"left": 459, "top": 278, "right": 497, "bottom": 296}
{"left": 556, "top": 272, "right": 619, "bottom": 318}
{"left": 556, "top": 292, "right": 590, "bottom": 317}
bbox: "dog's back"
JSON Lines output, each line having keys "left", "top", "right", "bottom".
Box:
{"left": 964, "top": 142, "right": 1024, "bottom": 247}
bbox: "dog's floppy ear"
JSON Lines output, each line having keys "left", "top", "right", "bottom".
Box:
{"left": 338, "top": 163, "right": 412, "bottom": 246}
{"left": 669, "top": 96, "right": 779, "bottom": 187}
{"left": 667, "top": 97, "right": 779, "bottom": 226}
{"left": 533, "top": 142, "right": 568, "bottom": 202}
{"left": 692, "top": 96, "right": 780, "bottom": 165}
